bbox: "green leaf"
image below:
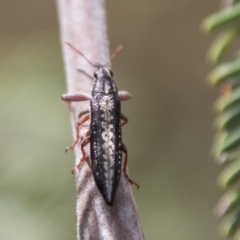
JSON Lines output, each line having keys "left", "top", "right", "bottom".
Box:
{"left": 220, "top": 209, "right": 240, "bottom": 237}
{"left": 201, "top": 3, "right": 240, "bottom": 32}
{"left": 208, "top": 58, "right": 240, "bottom": 85}
{"left": 216, "top": 189, "right": 240, "bottom": 216}
{"left": 211, "top": 131, "right": 228, "bottom": 157}
{"left": 230, "top": 73, "right": 240, "bottom": 88}
{"left": 214, "top": 105, "right": 240, "bottom": 131}
{"left": 215, "top": 152, "right": 240, "bottom": 165}
{"left": 218, "top": 156, "right": 240, "bottom": 188}
{"left": 220, "top": 125, "right": 240, "bottom": 153}
{"left": 207, "top": 29, "right": 240, "bottom": 64}
{"left": 214, "top": 85, "right": 240, "bottom": 112}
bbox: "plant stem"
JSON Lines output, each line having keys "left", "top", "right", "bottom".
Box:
{"left": 56, "top": 0, "right": 144, "bottom": 239}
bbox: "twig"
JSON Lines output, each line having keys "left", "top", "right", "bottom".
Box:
{"left": 56, "top": 0, "right": 145, "bottom": 239}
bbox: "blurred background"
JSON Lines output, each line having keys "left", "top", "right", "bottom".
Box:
{"left": 0, "top": 0, "right": 221, "bottom": 239}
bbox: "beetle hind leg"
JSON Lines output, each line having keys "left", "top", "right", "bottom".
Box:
{"left": 122, "top": 143, "right": 140, "bottom": 189}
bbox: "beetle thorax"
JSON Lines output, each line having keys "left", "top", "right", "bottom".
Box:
{"left": 93, "top": 67, "right": 117, "bottom": 95}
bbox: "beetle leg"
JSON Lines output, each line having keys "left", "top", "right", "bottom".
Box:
{"left": 61, "top": 93, "right": 91, "bottom": 102}
{"left": 122, "top": 143, "right": 139, "bottom": 189}
{"left": 61, "top": 92, "right": 91, "bottom": 108}
{"left": 118, "top": 91, "right": 132, "bottom": 101}
{"left": 65, "top": 112, "right": 90, "bottom": 152}
{"left": 71, "top": 136, "right": 91, "bottom": 174}
{"left": 120, "top": 113, "right": 128, "bottom": 127}
{"left": 61, "top": 93, "right": 91, "bottom": 111}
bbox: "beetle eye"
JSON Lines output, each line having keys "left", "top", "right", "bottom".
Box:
{"left": 94, "top": 72, "right": 97, "bottom": 79}
{"left": 109, "top": 70, "right": 113, "bottom": 77}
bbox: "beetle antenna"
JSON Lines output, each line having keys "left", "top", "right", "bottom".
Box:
{"left": 66, "top": 42, "right": 123, "bottom": 68}
{"left": 65, "top": 42, "right": 97, "bottom": 68}
{"left": 105, "top": 45, "right": 124, "bottom": 67}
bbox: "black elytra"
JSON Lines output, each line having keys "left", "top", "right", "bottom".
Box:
{"left": 90, "top": 66, "right": 122, "bottom": 205}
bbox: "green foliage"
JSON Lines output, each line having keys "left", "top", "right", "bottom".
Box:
{"left": 202, "top": 2, "right": 240, "bottom": 32}
{"left": 202, "top": 1, "right": 240, "bottom": 238}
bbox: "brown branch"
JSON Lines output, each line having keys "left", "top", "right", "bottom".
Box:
{"left": 56, "top": 0, "right": 145, "bottom": 239}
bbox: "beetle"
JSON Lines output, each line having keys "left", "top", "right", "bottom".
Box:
{"left": 61, "top": 43, "right": 139, "bottom": 205}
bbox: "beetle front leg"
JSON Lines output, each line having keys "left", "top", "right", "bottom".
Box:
{"left": 61, "top": 93, "right": 92, "bottom": 111}
{"left": 118, "top": 91, "right": 132, "bottom": 101}
{"left": 122, "top": 143, "right": 139, "bottom": 189}
{"left": 65, "top": 112, "right": 90, "bottom": 152}
{"left": 61, "top": 92, "right": 92, "bottom": 103}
